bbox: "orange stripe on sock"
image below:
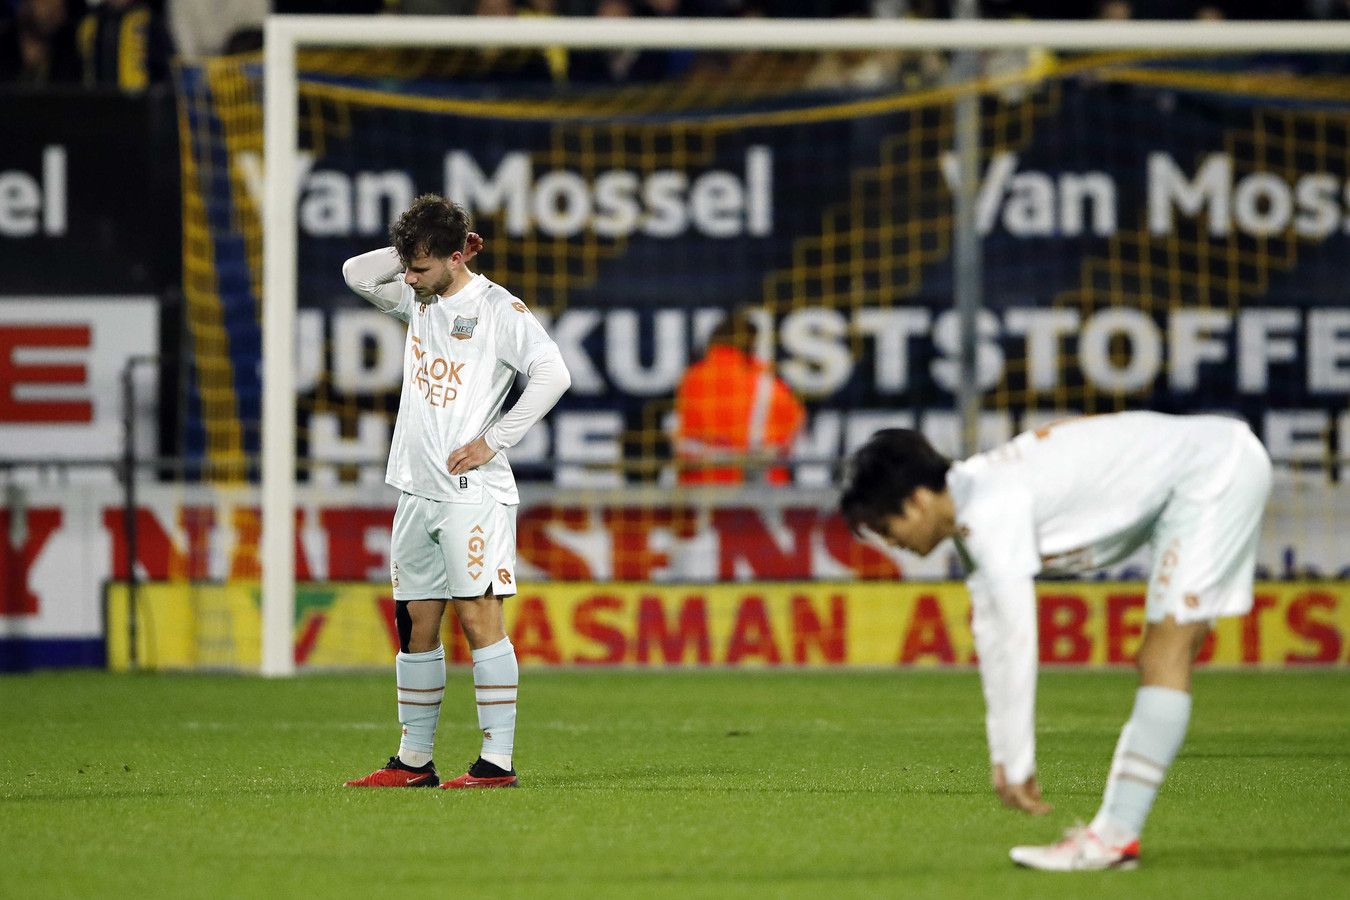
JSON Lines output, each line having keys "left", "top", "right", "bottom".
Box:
{"left": 1122, "top": 751, "right": 1166, "bottom": 774}
{"left": 397, "top": 686, "right": 445, "bottom": 692}
{"left": 398, "top": 700, "right": 443, "bottom": 707}
{"left": 476, "top": 700, "right": 516, "bottom": 706}
{"left": 475, "top": 684, "right": 517, "bottom": 689}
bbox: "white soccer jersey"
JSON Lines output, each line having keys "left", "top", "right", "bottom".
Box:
{"left": 949, "top": 412, "right": 1249, "bottom": 582}
{"left": 948, "top": 412, "right": 1258, "bottom": 785}
{"left": 344, "top": 249, "right": 558, "bottom": 505}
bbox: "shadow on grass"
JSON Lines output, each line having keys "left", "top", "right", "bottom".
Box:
{"left": 1, "top": 782, "right": 373, "bottom": 803}
{"left": 1181, "top": 750, "right": 1350, "bottom": 760}
{"left": 1155, "top": 845, "right": 1350, "bottom": 867}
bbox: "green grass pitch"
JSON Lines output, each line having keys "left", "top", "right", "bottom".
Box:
{"left": 2, "top": 669, "right": 1347, "bottom": 899}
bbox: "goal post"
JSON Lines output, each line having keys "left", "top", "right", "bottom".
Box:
{"left": 259, "top": 16, "right": 1350, "bottom": 676}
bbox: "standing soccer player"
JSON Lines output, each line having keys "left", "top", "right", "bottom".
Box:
{"left": 341, "top": 195, "right": 570, "bottom": 789}
{"left": 839, "top": 412, "right": 1271, "bottom": 870}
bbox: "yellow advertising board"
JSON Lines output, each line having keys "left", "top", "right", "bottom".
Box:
{"left": 106, "top": 581, "right": 1350, "bottom": 671}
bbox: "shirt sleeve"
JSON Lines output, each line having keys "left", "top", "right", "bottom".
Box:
{"left": 492, "top": 295, "right": 556, "bottom": 374}
{"left": 484, "top": 344, "right": 570, "bottom": 453}
{"left": 342, "top": 247, "right": 412, "bottom": 322}
{"left": 968, "top": 573, "right": 1039, "bottom": 785}
{"left": 957, "top": 480, "right": 1040, "bottom": 583}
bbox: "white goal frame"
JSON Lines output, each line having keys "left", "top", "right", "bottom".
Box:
{"left": 260, "top": 16, "right": 1350, "bottom": 675}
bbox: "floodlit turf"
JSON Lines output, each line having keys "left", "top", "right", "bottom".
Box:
{"left": 1, "top": 669, "right": 1346, "bottom": 899}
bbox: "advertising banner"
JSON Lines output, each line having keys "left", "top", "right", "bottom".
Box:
{"left": 0, "top": 299, "right": 159, "bottom": 460}
{"left": 0, "top": 90, "right": 179, "bottom": 295}
{"left": 5, "top": 479, "right": 1346, "bottom": 669}
{"left": 105, "top": 580, "right": 1350, "bottom": 671}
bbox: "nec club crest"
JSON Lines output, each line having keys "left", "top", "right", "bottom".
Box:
{"left": 451, "top": 316, "right": 478, "bottom": 340}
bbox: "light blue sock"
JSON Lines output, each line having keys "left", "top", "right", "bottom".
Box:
{"left": 1091, "top": 686, "right": 1193, "bottom": 844}
{"left": 472, "top": 637, "right": 518, "bottom": 769}
{"left": 396, "top": 645, "right": 446, "bottom": 765}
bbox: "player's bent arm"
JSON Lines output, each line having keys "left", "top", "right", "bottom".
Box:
{"left": 484, "top": 345, "right": 571, "bottom": 453}
{"left": 341, "top": 247, "right": 405, "bottom": 314}
{"left": 968, "top": 574, "right": 1039, "bottom": 786}
{"left": 970, "top": 586, "right": 1008, "bottom": 769}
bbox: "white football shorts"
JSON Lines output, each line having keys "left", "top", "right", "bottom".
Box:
{"left": 390, "top": 490, "right": 518, "bottom": 601}
{"left": 1145, "top": 423, "right": 1272, "bottom": 625}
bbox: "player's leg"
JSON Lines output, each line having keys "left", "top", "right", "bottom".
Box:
{"left": 1088, "top": 429, "right": 1271, "bottom": 849}
{"left": 1081, "top": 615, "right": 1207, "bottom": 847}
{"left": 346, "top": 493, "right": 449, "bottom": 787}
{"left": 394, "top": 598, "right": 448, "bottom": 769}
{"left": 1010, "top": 622, "right": 1207, "bottom": 870}
{"left": 1013, "top": 427, "right": 1272, "bottom": 869}
{"left": 437, "top": 495, "right": 521, "bottom": 789}
{"left": 441, "top": 588, "right": 519, "bottom": 787}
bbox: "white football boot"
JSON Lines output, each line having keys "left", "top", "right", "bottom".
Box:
{"left": 1010, "top": 825, "right": 1140, "bottom": 871}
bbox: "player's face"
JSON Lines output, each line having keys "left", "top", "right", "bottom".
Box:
{"left": 404, "top": 254, "right": 456, "bottom": 298}
{"left": 878, "top": 489, "right": 944, "bottom": 556}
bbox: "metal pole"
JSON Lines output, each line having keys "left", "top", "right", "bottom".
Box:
{"left": 953, "top": 0, "right": 983, "bottom": 459}
{"left": 4, "top": 480, "right": 27, "bottom": 670}
{"left": 121, "top": 359, "right": 139, "bottom": 670}
{"left": 120, "top": 356, "right": 157, "bottom": 670}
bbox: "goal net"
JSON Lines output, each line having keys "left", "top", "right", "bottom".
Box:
{"left": 114, "top": 18, "right": 1350, "bottom": 674}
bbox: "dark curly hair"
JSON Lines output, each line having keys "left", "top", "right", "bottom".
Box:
{"left": 389, "top": 194, "right": 472, "bottom": 265}
{"left": 838, "top": 429, "right": 951, "bottom": 536}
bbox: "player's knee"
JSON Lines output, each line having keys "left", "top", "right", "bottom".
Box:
{"left": 1136, "top": 646, "right": 1185, "bottom": 686}
{"left": 1137, "top": 620, "right": 1204, "bottom": 685}
{"left": 457, "top": 607, "right": 494, "bottom": 647}
{"left": 453, "top": 590, "right": 506, "bottom": 650}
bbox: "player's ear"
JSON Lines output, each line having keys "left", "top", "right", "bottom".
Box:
{"left": 905, "top": 487, "right": 932, "bottom": 518}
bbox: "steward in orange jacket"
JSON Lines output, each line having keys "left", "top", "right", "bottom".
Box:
{"left": 673, "top": 315, "right": 805, "bottom": 486}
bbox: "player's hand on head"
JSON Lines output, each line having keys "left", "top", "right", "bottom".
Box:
{"left": 446, "top": 436, "right": 495, "bottom": 476}
{"left": 463, "top": 232, "right": 484, "bottom": 263}
{"left": 992, "top": 765, "right": 1053, "bottom": 816}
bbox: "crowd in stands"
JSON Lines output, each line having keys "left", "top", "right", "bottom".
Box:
{"left": 3, "top": 0, "right": 1348, "bottom": 89}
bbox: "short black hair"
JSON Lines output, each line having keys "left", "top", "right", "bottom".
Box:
{"left": 390, "top": 194, "right": 471, "bottom": 266}
{"left": 838, "top": 429, "right": 951, "bottom": 536}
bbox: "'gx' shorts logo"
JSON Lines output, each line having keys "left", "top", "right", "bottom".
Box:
{"left": 467, "top": 525, "right": 485, "bottom": 580}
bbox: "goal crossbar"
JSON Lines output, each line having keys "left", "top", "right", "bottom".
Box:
{"left": 264, "top": 17, "right": 1350, "bottom": 52}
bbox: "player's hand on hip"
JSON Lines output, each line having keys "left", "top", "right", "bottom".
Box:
{"left": 463, "top": 232, "right": 484, "bottom": 263}
{"left": 993, "top": 764, "right": 1053, "bottom": 816}
{"left": 446, "top": 436, "right": 494, "bottom": 475}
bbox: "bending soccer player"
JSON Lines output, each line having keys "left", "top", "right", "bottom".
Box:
{"left": 839, "top": 413, "right": 1271, "bottom": 870}
{"left": 342, "top": 195, "right": 570, "bottom": 789}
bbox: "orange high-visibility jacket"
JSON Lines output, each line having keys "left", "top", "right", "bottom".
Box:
{"left": 673, "top": 345, "right": 806, "bottom": 485}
